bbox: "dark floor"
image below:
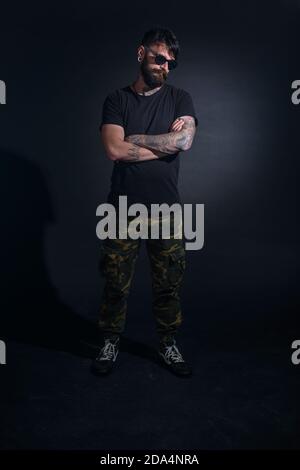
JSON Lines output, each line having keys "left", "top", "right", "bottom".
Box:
{"left": 0, "top": 323, "right": 299, "bottom": 450}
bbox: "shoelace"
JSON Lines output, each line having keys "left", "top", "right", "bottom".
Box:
{"left": 164, "top": 344, "right": 184, "bottom": 363}
{"left": 97, "top": 340, "right": 118, "bottom": 361}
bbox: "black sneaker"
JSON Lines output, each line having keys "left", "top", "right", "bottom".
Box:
{"left": 91, "top": 336, "right": 120, "bottom": 375}
{"left": 158, "top": 339, "right": 192, "bottom": 377}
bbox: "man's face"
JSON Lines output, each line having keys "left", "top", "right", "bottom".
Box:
{"left": 140, "top": 42, "right": 175, "bottom": 88}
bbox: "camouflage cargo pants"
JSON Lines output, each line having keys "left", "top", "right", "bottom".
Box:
{"left": 97, "top": 211, "right": 186, "bottom": 343}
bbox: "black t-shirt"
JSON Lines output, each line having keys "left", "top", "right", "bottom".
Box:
{"left": 100, "top": 83, "right": 198, "bottom": 209}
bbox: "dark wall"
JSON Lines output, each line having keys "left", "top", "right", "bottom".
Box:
{"left": 0, "top": 0, "right": 299, "bottom": 349}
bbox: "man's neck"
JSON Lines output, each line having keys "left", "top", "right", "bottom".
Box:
{"left": 131, "top": 79, "right": 163, "bottom": 96}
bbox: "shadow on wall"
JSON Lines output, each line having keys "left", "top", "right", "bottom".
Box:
{"left": 0, "top": 148, "right": 98, "bottom": 357}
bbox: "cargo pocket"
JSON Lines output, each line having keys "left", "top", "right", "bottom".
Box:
{"left": 99, "top": 242, "right": 134, "bottom": 294}
{"left": 168, "top": 249, "right": 186, "bottom": 287}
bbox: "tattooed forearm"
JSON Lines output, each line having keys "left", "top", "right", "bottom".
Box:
{"left": 125, "top": 133, "right": 180, "bottom": 154}
{"left": 116, "top": 143, "right": 169, "bottom": 163}
{"left": 127, "top": 145, "right": 142, "bottom": 161}
{"left": 125, "top": 116, "right": 196, "bottom": 154}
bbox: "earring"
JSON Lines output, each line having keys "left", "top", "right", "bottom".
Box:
{"left": 138, "top": 56, "right": 142, "bottom": 62}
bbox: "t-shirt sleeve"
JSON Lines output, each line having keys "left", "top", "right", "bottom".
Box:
{"left": 175, "top": 89, "right": 198, "bottom": 127}
{"left": 99, "top": 91, "right": 124, "bottom": 131}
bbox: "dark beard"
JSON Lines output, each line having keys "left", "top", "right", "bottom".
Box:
{"left": 140, "top": 59, "right": 167, "bottom": 89}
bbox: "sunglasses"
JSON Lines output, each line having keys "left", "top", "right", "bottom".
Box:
{"left": 145, "top": 46, "right": 178, "bottom": 70}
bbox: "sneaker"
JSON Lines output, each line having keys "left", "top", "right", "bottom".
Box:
{"left": 91, "top": 336, "right": 120, "bottom": 375}
{"left": 158, "top": 339, "right": 192, "bottom": 377}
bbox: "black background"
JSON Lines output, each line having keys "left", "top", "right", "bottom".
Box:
{"left": 0, "top": 0, "right": 299, "bottom": 452}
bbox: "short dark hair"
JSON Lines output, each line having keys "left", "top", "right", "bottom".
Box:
{"left": 140, "top": 26, "right": 180, "bottom": 60}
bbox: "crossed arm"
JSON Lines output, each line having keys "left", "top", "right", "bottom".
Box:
{"left": 101, "top": 116, "right": 197, "bottom": 163}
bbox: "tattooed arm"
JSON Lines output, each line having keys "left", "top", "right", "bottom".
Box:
{"left": 124, "top": 116, "right": 197, "bottom": 155}
{"left": 100, "top": 116, "right": 196, "bottom": 163}
{"left": 101, "top": 123, "right": 168, "bottom": 162}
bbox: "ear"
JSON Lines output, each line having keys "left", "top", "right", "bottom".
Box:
{"left": 137, "top": 45, "right": 145, "bottom": 60}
